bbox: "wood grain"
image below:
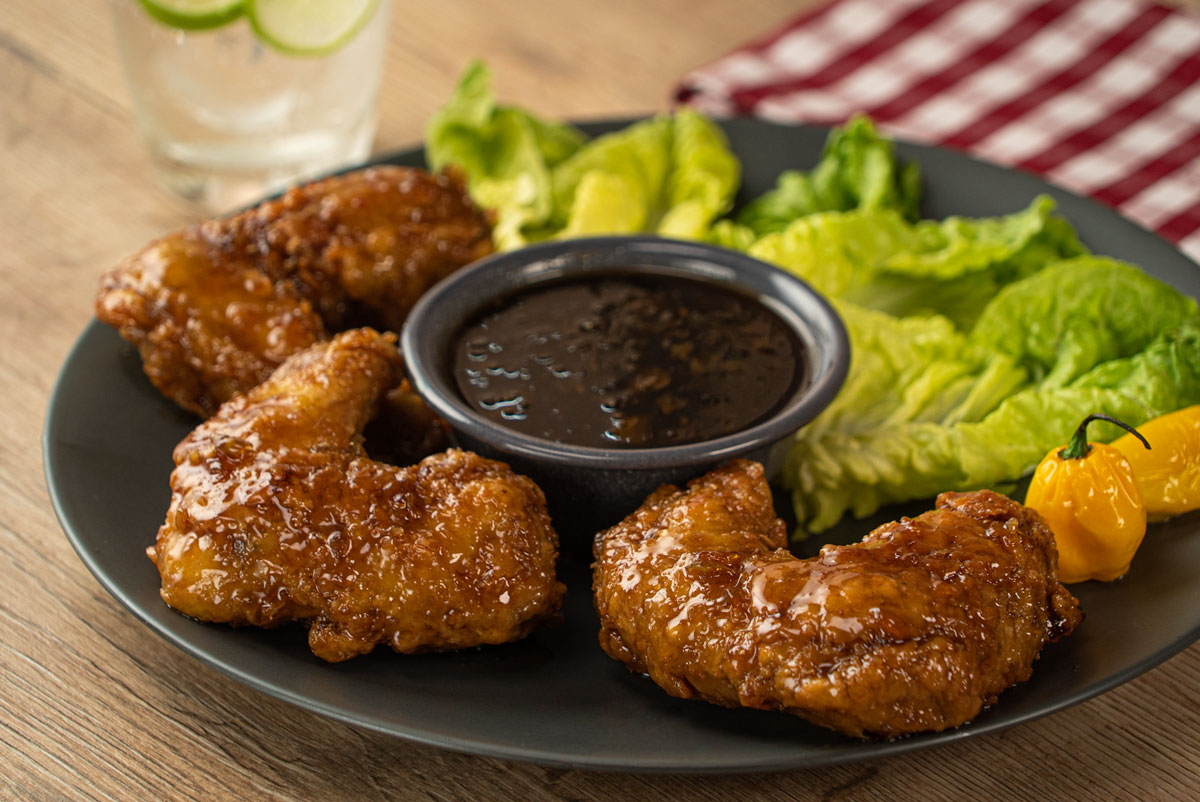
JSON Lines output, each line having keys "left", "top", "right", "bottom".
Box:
{"left": 4, "top": 0, "right": 1200, "bottom": 799}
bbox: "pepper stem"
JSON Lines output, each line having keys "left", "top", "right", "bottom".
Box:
{"left": 1059, "top": 413, "right": 1151, "bottom": 460}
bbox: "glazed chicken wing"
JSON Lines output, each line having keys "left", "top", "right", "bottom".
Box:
{"left": 593, "top": 460, "right": 1082, "bottom": 738}
{"left": 150, "top": 328, "right": 564, "bottom": 662}
{"left": 97, "top": 166, "right": 492, "bottom": 416}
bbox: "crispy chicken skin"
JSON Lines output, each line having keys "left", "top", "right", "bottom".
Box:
{"left": 97, "top": 166, "right": 492, "bottom": 416}
{"left": 592, "top": 460, "right": 1082, "bottom": 738}
{"left": 149, "top": 329, "right": 564, "bottom": 662}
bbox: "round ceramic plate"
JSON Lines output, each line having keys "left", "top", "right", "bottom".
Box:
{"left": 44, "top": 119, "right": 1200, "bottom": 772}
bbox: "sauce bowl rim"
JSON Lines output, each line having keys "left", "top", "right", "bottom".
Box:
{"left": 401, "top": 235, "right": 850, "bottom": 470}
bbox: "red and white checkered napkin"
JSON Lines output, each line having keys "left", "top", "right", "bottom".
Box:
{"left": 676, "top": 0, "right": 1200, "bottom": 261}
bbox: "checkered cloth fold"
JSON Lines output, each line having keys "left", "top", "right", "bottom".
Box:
{"left": 676, "top": 0, "right": 1200, "bottom": 261}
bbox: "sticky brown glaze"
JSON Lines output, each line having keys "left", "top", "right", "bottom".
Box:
{"left": 592, "top": 461, "right": 1082, "bottom": 738}
{"left": 97, "top": 166, "right": 492, "bottom": 417}
{"left": 150, "top": 328, "right": 564, "bottom": 662}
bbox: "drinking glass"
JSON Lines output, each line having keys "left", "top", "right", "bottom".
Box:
{"left": 111, "top": 0, "right": 390, "bottom": 212}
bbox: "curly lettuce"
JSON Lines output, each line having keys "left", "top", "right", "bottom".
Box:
{"left": 785, "top": 260, "right": 1200, "bottom": 533}
{"left": 425, "top": 61, "right": 586, "bottom": 251}
{"left": 971, "top": 256, "right": 1200, "bottom": 384}
{"left": 746, "top": 196, "right": 1086, "bottom": 330}
{"left": 736, "top": 115, "right": 921, "bottom": 236}
{"left": 426, "top": 63, "right": 738, "bottom": 249}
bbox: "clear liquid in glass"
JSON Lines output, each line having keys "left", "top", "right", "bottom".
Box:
{"left": 111, "top": 0, "right": 390, "bottom": 212}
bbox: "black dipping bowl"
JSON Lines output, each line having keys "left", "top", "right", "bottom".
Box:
{"left": 401, "top": 236, "right": 849, "bottom": 533}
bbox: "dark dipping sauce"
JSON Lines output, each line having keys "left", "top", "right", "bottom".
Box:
{"left": 452, "top": 272, "right": 807, "bottom": 448}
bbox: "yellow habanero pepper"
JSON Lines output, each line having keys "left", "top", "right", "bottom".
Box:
{"left": 1110, "top": 405, "right": 1200, "bottom": 520}
{"left": 1025, "top": 413, "right": 1151, "bottom": 583}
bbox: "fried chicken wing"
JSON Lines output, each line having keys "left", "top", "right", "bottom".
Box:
{"left": 98, "top": 166, "right": 492, "bottom": 416}
{"left": 592, "top": 460, "right": 1082, "bottom": 738}
{"left": 150, "top": 328, "right": 564, "bottom": 662}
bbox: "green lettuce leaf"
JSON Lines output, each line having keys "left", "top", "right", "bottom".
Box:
{"left": 706, "top": 219, "right": 758, "bottom": 251}
{"left": 551, "top": 110, "right": 739, "bottom": 239}
{"left": 736, "top": 115, "right": 921, "bottom": 236}
{"left": 785, "top": 260, "right": 1200, "bottom": 534}
{"left": 971, "top": 256, "right": 1200, "bottom": 384}
{"left": 550, "top": 116, "right": 673, "bottom": 235}
{"left": 426, "top": 64, "right": 739, "bottom": 248}
{"left": 800, "top": 302, "right": 1027, "bottom": 438}
{"left": 659, "top": 109, "right": 743, "bottom": 238}
{"left": 425, "top": 61, "right": 586, "bottom": 250}
{"left": 747, "top": 195, "right": 1085, "bottom": 329}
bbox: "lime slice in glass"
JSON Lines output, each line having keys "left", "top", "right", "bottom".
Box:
{"left": 247, "top": 0, "right": 381, "bottom": 57}
{"left": 137, "top": 0, "right": 245, "bottom": 30}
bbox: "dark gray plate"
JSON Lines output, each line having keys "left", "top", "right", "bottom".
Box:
{"left": 44, "top": 119, "right": 1200, "bottom": 772}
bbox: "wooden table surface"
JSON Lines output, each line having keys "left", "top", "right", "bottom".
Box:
{"left": 6, "top": 0, "right": 1200, "bottom": 799}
